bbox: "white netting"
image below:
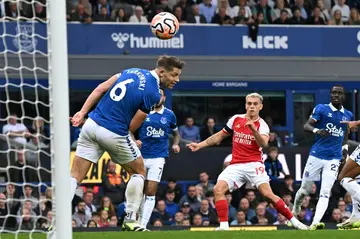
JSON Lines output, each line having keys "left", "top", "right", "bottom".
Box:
{"left": 0, "top": 0, "right": 54, "bottom": 238}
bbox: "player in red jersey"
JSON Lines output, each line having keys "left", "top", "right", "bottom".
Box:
{"left": 187, "top": 93, "right": 309, "bottom": 231}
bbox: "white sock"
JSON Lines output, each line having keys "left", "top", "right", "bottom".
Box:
{"left": 220, "top": 221, "right": 229, "bottom": 229}
{"left": 138, "top": 195, "right": 146, "bottom": 223}
{"left": 125, "top": 174, "right": 145, "bottom": 222}
{"left": 341, "top": 178, "right": 360, "bottom": 202}
{"left": 312, "top": 196, "right": 329, "bottom": 225}
{"left": 289, "top": 216, "right": 300, "bottom": 226}
{"left": 293, "top": 187, "right": 308, "bottom": 214}
{"left": 70, "top": 177, "right": 78, "bottom": 200}
{"left": 351, "top": 196, "right": 360, "bottom": 219}
{"left": 140, "top": 196, "right": 156, "bottom": 227}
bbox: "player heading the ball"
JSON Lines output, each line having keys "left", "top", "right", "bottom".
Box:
{"left": 69, "top": 55, "right": 185, "bottom": 232}
{"left": 187, "top": 93, "right": 309, "bottom": 231}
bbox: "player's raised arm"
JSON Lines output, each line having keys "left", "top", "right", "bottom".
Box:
{"left": 187, "top": 130, "right": 229, "bottom": 152}
{"left": 340, "top": 120, "right": 360, "bottom": 129}
{"left": 245, "top": 116, "right": 269, "bottom": 149}
{"left": 304, "top": 105, "right": 329, "bottom": 137}
{"left": 70, "top": 74, "right": 119, "bottom": 127}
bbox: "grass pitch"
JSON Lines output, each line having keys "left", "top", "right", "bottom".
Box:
{"left": 1, "top": 230, "right": 360, "bottom": 239}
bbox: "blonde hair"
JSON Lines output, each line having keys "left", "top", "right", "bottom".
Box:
{"left": 246, "top": 92, "right": 263, "bottom": 102}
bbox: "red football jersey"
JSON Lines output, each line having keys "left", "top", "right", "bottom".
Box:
{"left": 222, "top": 114, "right": 269, "bottom": 164}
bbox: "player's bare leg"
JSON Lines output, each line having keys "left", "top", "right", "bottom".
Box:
{"left": 70, "top": 156, "right": 93, "bottom": 199}
{"left": 338, "top": 159, "right": 360, "bottom": 229}
{"left": 257, "top": 183, "right": 309, "bottom": 230}
{"left": 140, "top": 180, "right": 159, "bottom": 227}
{"left": 213, "top": 180, "right": 230, "bottom": 231}
{"left": 120, "top": 156, "right": 148, "bottom": 231}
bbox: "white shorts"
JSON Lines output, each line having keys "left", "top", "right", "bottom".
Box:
{"left": 144, "top": 157, "right": 165, "bottom": 182}
{"left": 75, "top": 118, "right": 141, "bottom": 165}
{"left": 350, "top": 145, "right": 360, "bottom": 166}
{"left": 302, "top": 155, "right": 340, "bottom": 181}
{"left": 217, "top": 162, "right": 269, "bottom": 191}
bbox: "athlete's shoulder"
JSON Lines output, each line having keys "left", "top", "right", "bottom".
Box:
{"left": 164, "top": 107, "right": 175, "bottom": 115}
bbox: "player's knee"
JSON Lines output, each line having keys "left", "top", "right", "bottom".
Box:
{"left": 213, "top": 182, "right": 228, "bottom": 198}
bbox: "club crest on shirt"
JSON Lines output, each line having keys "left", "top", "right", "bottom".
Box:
{"left": 160, "top": 117, "right": 167, "bottom": 124}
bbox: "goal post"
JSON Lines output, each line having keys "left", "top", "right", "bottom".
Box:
{"left": 48, "top": 0, "right": 72, "bottom": 239}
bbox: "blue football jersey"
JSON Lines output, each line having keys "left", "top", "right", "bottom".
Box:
{"left": 89, "top": 68, "right": 161, "bottom": 136}
{"left": 138, "top": 106, "right": 177, "bottom": 159}
{"left": 309, "top": 103, "right": 353, "bottom": 160}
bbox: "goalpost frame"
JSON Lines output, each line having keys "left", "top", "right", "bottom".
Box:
{"left": 47, "top": 1, "right": 72, "bottom": 238}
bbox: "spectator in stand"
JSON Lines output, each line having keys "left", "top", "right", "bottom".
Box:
{"left": 91, "top": 212, "right": 101, "bottom": 226}
{"left": 151, "top": 200, "right": 173, "bottom": 225}
{"left": 196, "top": 185, "right": 206, "bottom": 201}
{"left": 25, "top": 136, "right": 44, "bottom": 165}
{"left": 273, "top": 0, "right": 292, "bottom": 18}
{"left": 206, "top": 191, "right": 216, "bottom": 209}
{"left": 94, "top": 6, "right": 112, "bottom": 21}
{"left": 72, "top": 219, "right": 77, "bottom": 228}
{"left": 19, "top": 185, "right": 38, "bottom": 211}
{"left": 264, "top": 147, "right": 285, "bottom": 184}
{"left": 187, "top": 4, "right": 207, "bottom": 23}
{"left": 282, "top": 194, "right": 293, "bottom": 211}
{"left": 198, "top": 199, "right": 218, "bottom": 225}
{"left": 344, "top": 192, "right": 352, "bottom": 212}
{"left": 5, "top": 1, "right": 22, "bottom": 19}
{"left": 233, "top": 0, "right": 252, "bottom": 18}
{"left": 225, "top": 191, "right": 237, "bottom": 221}
{"left": 165, "top": 190, "right": 180, "bottom": 218}
{"left": 174, "top": 0, "right": 193, "bottom": 21}
{"left": 2, "top": 113, "right": 30, "bottom": 145}
{"left": 258, "top": 218, "right": 268, "bottom": 225}
{"left": 180, "top": 201, "right": 193, "bottom": 220}
{"left": 78, "top": 0, "right": 93, "bottom": 16}
{"left": 159, "top": 179, "right": 182, "bottom": 203}
{"left": 331, "top": 0, "right": 349, "bottom": 23}
{"left": 245, "top": 190, "right": 257, "bottom": 209}
{"left": 348, "top": 8, "right": 360, "bottom": 24}
{"left": 154, "top": 219, "right": 163, "bottom": 227}
{"left": 273, "top": 9, "right": 291, "bottom": 23}
{"left": 179, "top": 117, "right": 200, "bottom": 142}
{"left": 330, "top": 208, "right": 342, "bottom": 223}
{"left": 328, "top": 9, "right": 343, "bottom": 24}
{"left": 200, "top": 117, "right": 219, "bottom": 141}
{"left": 306, "top": 7, "right": 325, "bottom": 24}
{"left": 338, "top": 199, "right": 351, "bottom": 219}
{"left": 290, "top": 7, "right": 306, "bottom": 23}
{"left": 231, "top": 210, "right": 252, "bottom": 225}
{"left": 173, "top": 6, "right": 187, "bottom": 23}
{"left": 72, "top": 200, "right": 91, "bottom": 227}
{"left": 16, "top": 200, "right": 37, "bottom": 224}
{"left": 109, "top": 216, "right": 118, "bottom": 227}
{"left": 308, "top": 183, "right": 319, "bottom": 209}
{"left": 301, "top": 196, "right": 313, "bottom": 222}
{"left": 34, "top": 2, "right": 46, "bottom": 20}
{"left": 268, "top": 132, "right": 282, "bottom": 148}
{"left": 98, "top": 196, "right": 116, "bottom": 217}
{"left": 250, "top": 203, "right": 275, "bottom": 224}
{"left": 317, "top": 0, "right": 330, "bottom": 23}
{"left": 182, "top": 219, "right": 191, "bottom": 226}
{"left": 273, "top": 213, "right": 287, "bottom": 225}
{"left": 93, "top": 0, "right": 111, "bottom": 16}
{"left": 215, "top": 0, "right": 236, "bottom": 18}
{"left": 81, "top": 191, "right": 97, "bottom": 217}
{"left": 239, "top": 198, "right": 256, "bottom": 220}
{"left": 8, "top": 150, "right": 38, "bottom": 183}
{"left": 197, "top": 172, "right": 215, "bottom": 195}
{"left": 102, "top": 161, "right": 126, "bottom": 205}
{"left": 192, "top": 213, "right": 203, "bottom": 226}
{"left": 256, "top": 11, "right": 266, "bottom": 23}
{"left": 129, "top": 6, "right": 148, "bottom": 23}
{"left": 252, "top": 0, "right": 275, "bottom": 24}
{"left": 98, "top": 209, "right": 110, "bottom": 227}
{"left": 233, "top": 6, "right": 252, "bottom": 24}
{"left": 139, "top": 0, "right": 152, "bottom": 17}
{"left": 113, "top": 8, "right": 129, "bottom": 22}
{"left": 71, "top": 3, "right": 92, "bottom": 23}
{"left": 0, "top": 193, "right": 7, "bottom": 227}
{"left": 3, "top": 184, "right": 19, "bottom": 228}
{"left": 17, "top": 208, "right": 36, "bottom": 230}
{"left": 179, "top": 185, "right": 201, "bottom": 212}
{"left": 292, "top": 0, "right": 308, "bottom": 19}
{"left": 278, "top": 175, "right": 297, "bottom": 199}
{"left": 199, "top": 0, "right": 216, "bottom": 23}
{"left": 87, "top": 220, "right": 97, "bottom": 227}
{"left": 159, "top": 0, "right": 172, "bottom": 13}
{"left": 173, "top": 212, "right": 184, "bottom": 225}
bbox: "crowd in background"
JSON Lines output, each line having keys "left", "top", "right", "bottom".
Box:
{"left": 1, "top": 0, "right": 359, "bottom": 25}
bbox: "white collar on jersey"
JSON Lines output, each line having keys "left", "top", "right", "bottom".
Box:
{"left": 150, "top": 70, "right": 160, "bottom": 86}
{"left": 329, "top": 103, "right": 344, "bottom": 113}
{"left": 150, "top": 105, "right": 165, "bottom": 114}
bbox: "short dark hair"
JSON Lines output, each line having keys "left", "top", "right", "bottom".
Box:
{"left": 280, "top": 9, "right": 288, "bottom": 14}
{"left": 332, "top": 84, "right": 345, "bottom": 92}
{"left": 268, "top": 147, "right": 278, "bottom": 153}
{"left": 156, "top": 55, "right": 185, "bottom": 71}
{"left": 166, "top": 189, "right": 175, "bottom": 194}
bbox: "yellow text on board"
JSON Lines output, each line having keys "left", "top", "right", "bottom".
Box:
{"left": 70, "top": 151, "right": 130, "bottom": 184}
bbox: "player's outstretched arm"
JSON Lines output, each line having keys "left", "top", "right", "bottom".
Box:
{"left": 129, "top": 110, "right": 148, "bottom": 133}
{"left": 304, "top": 117, "right": 329, "bottom": 137}
{"left": 341, "top": 120, "right": 360, "bottom": 129}
{"left": 187, "top": 131, "right": 229, "bottom": 152}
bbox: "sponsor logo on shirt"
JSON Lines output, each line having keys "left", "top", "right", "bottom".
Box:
{"left": 146, "top": 126, "right": 165, "bottom": 137}
{"left": 325, "top": 123, "right": 344, "bottom": 137}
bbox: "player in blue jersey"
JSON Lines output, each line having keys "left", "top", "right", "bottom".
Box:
{"left": 131, "top": 88, "right": 180, "bottom": 228}
{"left": 69, "top": 56, "right": 185, "bottom": 232}
{"left": 292, "top": 85, "right": 353, "bottom": 230}
{"left": 337, "top": 119, "right": 360, "bottom": 229}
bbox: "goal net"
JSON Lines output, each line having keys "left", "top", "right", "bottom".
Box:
{"left": 0, "top": 1, "right": 71, "bottom": 238}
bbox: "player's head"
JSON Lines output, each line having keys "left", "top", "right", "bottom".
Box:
{"left": 156, "top": 55, "right": 185, "bottom": 89}
{"left": 245, "top": 93, "right": 263, "bottom": 117}
{"left": 330, "top": 85, "right": 345, "bottom": 107}
{"left": 156, "top": 88, "right": 166, "bottom": 107}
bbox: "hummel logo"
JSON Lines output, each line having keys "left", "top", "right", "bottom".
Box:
{"left": 146, "top": 118, "right": 150, "bottom": 122}
{"left": 328, "top": 113, "right": 332, "bottom": 118}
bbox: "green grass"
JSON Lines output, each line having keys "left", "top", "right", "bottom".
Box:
{"left": 1, "top": 230, "right": 360, "bottom": 239}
